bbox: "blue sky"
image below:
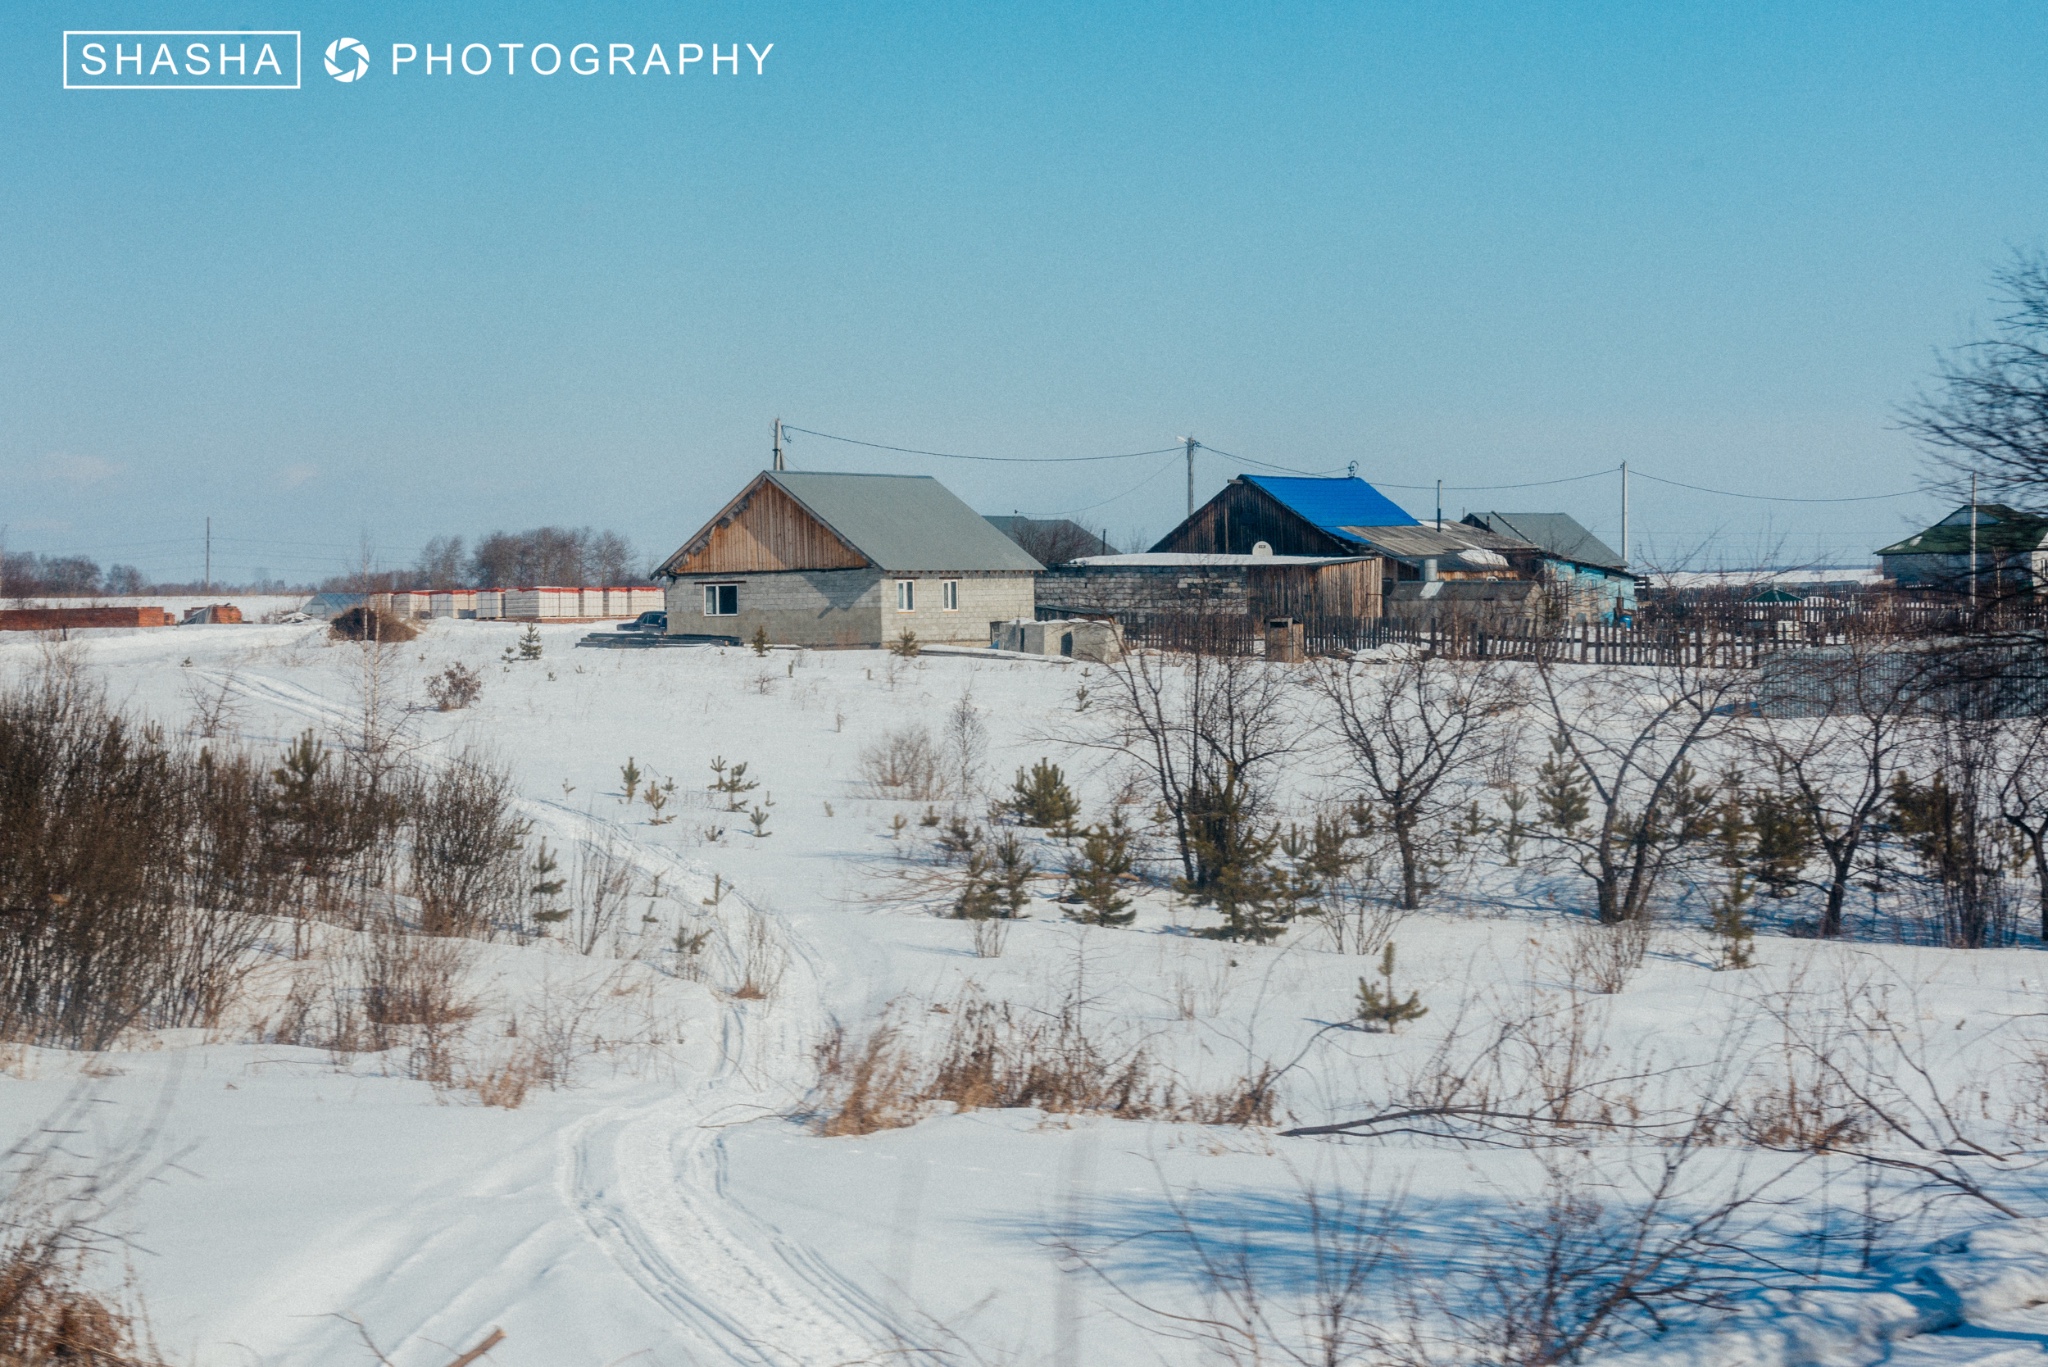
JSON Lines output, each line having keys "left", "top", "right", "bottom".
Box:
{"left": 3, "top": 1, "right": 2045, "bottom": 582}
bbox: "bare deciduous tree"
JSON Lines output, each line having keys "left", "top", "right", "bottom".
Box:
{"left": 1904, "top": 250, "right": 2048, "bottom": 509}
{"left": 1750, "top": 636, "right": 1938, "bottom": 937}
{"left": 1091, "top": 646, "right": 1298, "bottom": 892}
{"left": 1310, "top": 649, "right": 1521, "bottom": 910}
{"left": 1533, "top": 655, "right": 1748, "bottom": 924}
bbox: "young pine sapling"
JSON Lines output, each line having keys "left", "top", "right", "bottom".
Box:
{"left": 1355, "top": 942, "right": 1427, "bottom": 1031}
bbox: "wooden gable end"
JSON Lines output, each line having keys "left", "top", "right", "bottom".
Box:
{"left": 1152, "top": 480, "right": 1355, "bottom": 556}
{"left": 664, "top": 477, "right": 870, "bottom": 575}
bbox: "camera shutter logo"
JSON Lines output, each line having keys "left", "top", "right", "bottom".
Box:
{"left": 324, "top": 37, "right": 369, "bottom": 82}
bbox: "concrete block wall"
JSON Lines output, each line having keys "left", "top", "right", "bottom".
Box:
{"left": 882, "top": 573, "right": 1036, "bottom": 645}
{"left": 666, "top": 570, "right": 1036, "bottom": 646}
{"left": 1038, "top": 565, "right": 1252, "bottom": 617}
{"left": 666, "top": 570, "right": 880, "bottom": 647}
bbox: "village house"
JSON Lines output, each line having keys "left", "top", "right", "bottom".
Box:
{"left": 1877, "top": 503, "right": 2048, "bottom": 594}
{"left": 1461, "top": 511, "right": 1635, "bottom": 622}
{"left": 655, "top": 471, "right": 1041, "bottom": 647}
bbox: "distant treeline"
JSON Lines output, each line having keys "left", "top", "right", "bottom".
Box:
{"left": 320, "top": 527, "right": 650, "bottom": 593}
{"left": 0, "top": 551, "right": 152, "bottom": 598}
{"left": 0, "top": 526, "right": 652, "bottom": 599}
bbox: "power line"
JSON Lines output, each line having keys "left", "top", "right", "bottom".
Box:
{"left": 1630, "top": 471, "right": 1922, "bottom": 504}
{"left": 1372, "top": 468, "right": 1618, "bottom": 493}
{"left": 1036, "top": 452, "right": 1192, "bottom": 518}
{"left": 1180, "top": 442, "right": 1352, "bottom": 477}
{"left": 781, "top": 425, "right": 1181, "bottom": 465}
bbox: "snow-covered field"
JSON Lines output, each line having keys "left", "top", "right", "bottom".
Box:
{"left": 2, "top": 620, "right": 2047, "bottom": 1366}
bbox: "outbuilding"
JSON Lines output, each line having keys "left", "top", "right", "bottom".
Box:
{"left": 655, "top": 471, "right": 1042, "bottom": 647}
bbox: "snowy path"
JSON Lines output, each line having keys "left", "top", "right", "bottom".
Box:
{"left": 561, "top": 882, "right": 902, "bottom": 1365}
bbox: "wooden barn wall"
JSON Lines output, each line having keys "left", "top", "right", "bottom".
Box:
{"left": 1151, "top": 481, "right": 1354, "bottom": 556}
{"left": 1041, "top": 559, "right": 1385, "bottom": 621}
{"left": 1248, "top": 559, "right": 1383, "bottom": 620}
{"left": 668, "top": 480, "right": 868, "bottom": 575}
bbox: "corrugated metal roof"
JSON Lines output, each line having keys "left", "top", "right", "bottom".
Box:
{"left": 1472, "top": 512, "right": 1625, "bottom": 571}
{"left": 769, "top": 472, "right": 1044, "bottom": 573}
{"left": 1065, "top": 552, "right": 1369, "bottom": 567}
{"left": 1333, "top": 522, "right": 1536, "bottom": 563}
{"left": 1243, "top": 476, "right": 1417, "bottom": 537}
{"left": 1876, "top": 504, "right": 2048, "bottom": 557}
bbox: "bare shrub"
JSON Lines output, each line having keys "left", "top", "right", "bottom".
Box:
{"left": 424, "top": 662, "right": 483, "bottom": 711}
{"left": 0, "top": 1102, "right": 169, "bottom": 1367}
{"left": 566, "top": 837, "right": 636, "bottom": 955}
{"left": 1561, "top": 916, "right": 1649, "bottom": 995}
{"left": 1319, "top": 870, "right": 1407, "bottom": 957}
{"left": 859, "top": 726, "right": 948, "bottom": 800}
{"left": 944, "top": 688, "right": 989, "bottom": 801}
{"left": 407, "top": 749, "right": 528, "bottom": 937}
{"left": 813, "top": 991, "right": 1278, "bottom": 1136}
{"left": 344, "top": 924, "right": 478, "bottom": 1079}
{"left": 971, "top": 916, "right": 1008, "bottom": 958}
{"left": 734, "top": 908, "right": 787, "bottom": 1001}
{"left": 181, "top": 664, "right": 243, "bottom": 740}
{"left": 457, "top": 1043, "right": 549, "bottom": 1109}
{"left": 0, "top": 669, "right": 274, "bottom": 1049}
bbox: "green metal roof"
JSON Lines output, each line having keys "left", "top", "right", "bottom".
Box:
{"left": 1876, "top": 504, "right": 2048, "bottom": 557}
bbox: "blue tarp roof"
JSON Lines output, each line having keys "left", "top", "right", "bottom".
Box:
{"left": 1244, "top": 475, "right": 1417, "bottom": 538}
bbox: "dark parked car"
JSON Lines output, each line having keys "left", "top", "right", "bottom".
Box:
{"left": 616, "top": 610, "right": 667, "bottom": 633}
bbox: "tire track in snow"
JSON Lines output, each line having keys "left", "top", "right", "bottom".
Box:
{"left": 206, "top": 658, "right": 902, "bottom": 1361}
{"left": 545, "top": 807, "right": 910, "bottom": 1364}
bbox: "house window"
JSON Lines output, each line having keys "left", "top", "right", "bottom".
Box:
{"left": 895, "top": 579, "right": 915, "bottom": 612}
{"left": 703, "top": 584, "right": 738, "bottom": 616}
{"left": 942, "top": 580, "right": 959, "bottom": 611}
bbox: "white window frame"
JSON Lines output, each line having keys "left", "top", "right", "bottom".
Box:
{"left": 941, "top": 579, "right": 959, "bottom": 611}
{"left": 703, "top": 583, "right": 739, "bottom": 616}
{"left": 895, "top": 579, "right": 915, "bottom": 612}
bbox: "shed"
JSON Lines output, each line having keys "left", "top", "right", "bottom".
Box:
{"left": 655, "top": 471, "right": 1042, "bottom": 646}
{"left": 1040, "top": 552, "right": 1382, "bottom": 621}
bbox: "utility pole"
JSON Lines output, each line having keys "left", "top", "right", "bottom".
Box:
{"left": 1620, "top": 461, "right": 1629, "bottom": 570}
{"left": 204, "top": 516, "right": 212, "bottom": 593}
{"left": 772, "top": 417, "right": 784, "bottom": 472}
{"left": 1969, "top": 472, "right": 1979, "bottom": 609}
{"left": 1184, "top": 436, "right": 1197, "bottom": 521}
{"left": 1435, "top": 479, "right": 1443, "bottom": 529}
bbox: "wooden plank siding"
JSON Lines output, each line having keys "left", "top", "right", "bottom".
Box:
{"left": 1248, "top": 559, "right": 1382, "bottom": 620}
{"left": 1151, "top": 479, "right": 1359, "bottom": 556}
{"left": 661, "top": 476, "right": 868, "bottom": 576}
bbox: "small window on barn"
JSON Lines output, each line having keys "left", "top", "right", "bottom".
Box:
{"left": 704, "top": 584, "right": 739, "bottom": 616}
{"left": 941, "top": 580, "right": 959, "bottom": 611}
{"left": 895, "top": 580, "right": 915, "bottom": 612}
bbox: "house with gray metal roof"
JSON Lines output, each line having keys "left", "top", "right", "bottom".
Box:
{"left": 654, "top": 471, "right": 1041, "bottom": 647}
{"left": 1462, "top": 511, "right": 1636, "bottom": 622}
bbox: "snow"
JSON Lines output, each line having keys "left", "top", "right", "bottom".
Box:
{"left": 1, "top": 620, "right": 2047, "bottom": 1364}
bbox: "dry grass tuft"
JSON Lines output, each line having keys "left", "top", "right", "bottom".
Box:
{"left": 814, "top": 991, "right": 1278, "bottom": 1136}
